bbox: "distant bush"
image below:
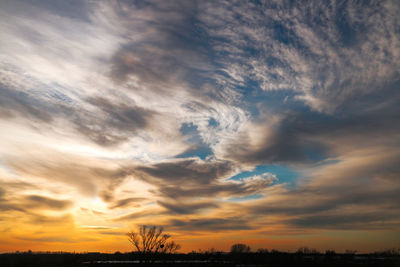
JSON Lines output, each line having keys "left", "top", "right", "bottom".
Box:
{"left": 345, "top": 249, "right": 357, "bottom": 255}
{"left": 325, "top": 250, "right": 336, "bottom": 255}
{"left": 231, "top": 243, "right": 251, "bottom": 253}
{"left": 297, "top": 247, "right": 320, "bottom": 254}
{"left": 374, "top": 248, "right": 400, "bottom": 255}
{"left": 257, "top": 248, "right": 269, "bottom": 254}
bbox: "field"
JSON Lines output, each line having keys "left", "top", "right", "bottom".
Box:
{"left": 1, "top": 251, "right": 399, "bottom": 267}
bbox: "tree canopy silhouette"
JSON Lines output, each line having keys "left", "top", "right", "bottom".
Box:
{"left": 230, "top": 243, "right": 251, "bottom": 253}
{"left": 126, "top": 225, "right": 180, "bottom": 254}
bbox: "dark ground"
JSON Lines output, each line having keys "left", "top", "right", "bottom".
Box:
{"left": 1, "top": 251, "right": 399, "bottom": 267}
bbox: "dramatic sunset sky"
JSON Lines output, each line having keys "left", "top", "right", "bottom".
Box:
{"left": 0, "top": 0, "right": 399, "bottom": 253}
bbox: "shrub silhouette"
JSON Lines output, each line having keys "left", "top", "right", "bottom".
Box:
{"left": 297, "top": 247, "right": 319, "bottom": 254}
{"left": 230, "top": 243, "right": 251, "bottom": 253}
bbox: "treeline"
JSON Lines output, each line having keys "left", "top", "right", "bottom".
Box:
{"left": 1, "top": 250, "right": 400, "bottom": 267}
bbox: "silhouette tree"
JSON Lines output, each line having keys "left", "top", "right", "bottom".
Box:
{"left": 230, "top": 243, "right": 251, "bottom": 253}
{"left": 257, "top": 248, "right": 269, "bottom": 254}
{"left": 297, "top": 247, "right": 319, "bottom": 254}
{"left": 126, "top": 225, "right": 180, "bottom": 254}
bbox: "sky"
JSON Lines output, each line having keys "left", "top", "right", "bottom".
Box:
{"left": 0, "top": 0, "right": 399, "bottom": 253}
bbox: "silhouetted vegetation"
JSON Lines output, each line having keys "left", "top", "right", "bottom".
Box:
{"left": 296, "top": 246, "right": 320, "bottom": 254}
{"left": 230, "top": 243, "right": 251, "bottom": 253}
{"left": 125, "top": 225, "right": 180, "bottom": 264}
{"left": 1, "top": 248, "right": 400, "bottom": 267}
{"left": 126, "top": 225, "right": 181, "bottom": 254}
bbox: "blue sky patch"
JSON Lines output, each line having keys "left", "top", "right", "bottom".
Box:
{"left": 177, "top": 122, "right": 213, "bottom": 159}
{"left": 229, "top": 164, "right": 298, "bottom": 186}
{"left": 227, "top": 194, "right": 263, "bottom": 202}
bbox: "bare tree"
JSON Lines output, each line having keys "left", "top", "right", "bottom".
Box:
{"left": 126, "top": 225, "right": 180, "bottom": 254}
{"left": 159, "top": 240, "right": 181, "bottom": 253}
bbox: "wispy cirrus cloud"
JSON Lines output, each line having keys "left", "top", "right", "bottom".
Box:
{"left": 198, "top": 0, "right": 400, "bottom": 112}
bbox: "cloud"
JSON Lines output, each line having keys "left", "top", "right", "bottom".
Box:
{"left": 243, "top": 148, "right": 400, "bottom": 230}
{"left": 166, "top": 217, "right": 254, "bottom": 231}
{"left": 198, "top": 0, "right": 400, "bottom": 113}
{"left": 75, "top": 97, "right": 156, "bottom": 146}
{"left": 157, "top": 200, "right": 218, "bottom": 215}
{"left": 287, "top": 211, "right": 400, "bottom": 230}
{"left": 221, "top": 89, "right": 400, "bottom": 165}
{"left": 109, "top": 197, "right": 147, "bottom": 209}
{"left": 98, "top": 231, "right": 125, "bottom": 236}
{"left": 5, "top": 151, "right": 129, "bottom": 198}
{"left": 135, "top": 159, "right": 234, "bottom": 185}
{"left": 80, "top": 225, "right": 113, "bottom": 230}
{"left": 0, "top": 0, "right": 93, "bottom": 23}
{"left": 15, "top": 235, "right": 79, "bottom": 243}
{"left": 115, "top": 209, "right": 161, "bottom": 222}
{"left": 103, "top": 0, "right": 251, "bottom": 158}
{"left": 133, "top": 158, "right": 275, "bottom": 199}
{"left": 24, "top": 195, "right": 72, "bottom": 210}
{"left": 109, "top": 0, "right": 211, "bottom": 87}
{"left": 0, "top": 202, "right": 25, "bottom": 212}
{"left": 0, "top": 0, "right": 249, "bottom": 161}
{"left": 156, "top": 180, "right": 271, "bottom": 200}
{"left": 86, "top": 97, "right": 153, "bottom": 133}
{"left": 0, "top": 0, "right": 134, "bottom": 148}
{"left": 249, "top": 185, "right": 400, "bottom": 217}
{"left": 26, "top": 212, "right": 74, "bottom": 225}
{"left": 0, "top": 86, "right": 53, "bottom": 122}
